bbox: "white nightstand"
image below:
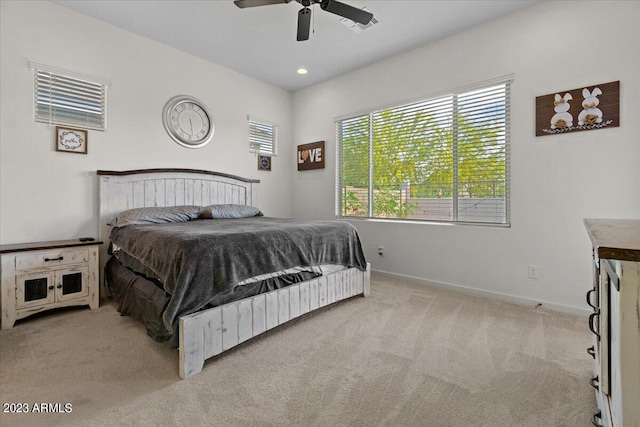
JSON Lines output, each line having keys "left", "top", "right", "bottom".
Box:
{"left": 1, "top": 239, "right": 101, "bottom": 329}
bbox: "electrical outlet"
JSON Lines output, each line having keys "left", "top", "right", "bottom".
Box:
{"left": 378, "top": 247, "right": 384, "bottom": 256}
{"left": 528, "top": 264, "right": 539, "bottom": 279}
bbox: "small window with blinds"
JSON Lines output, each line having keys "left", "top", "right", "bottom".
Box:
{"left": 248, "top": 117, "right": 278, "bottom": 155}
{"left": 337, "top": 77, "right": 511, "bottom": 225}
{"left": 30, "top": 63, "right": 109, "bottom": 131}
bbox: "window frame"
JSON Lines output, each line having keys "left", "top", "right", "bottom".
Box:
{"left": 335, "top": 75, "right": 512, "bottom": 226}
{"left": 30, "top": 62, "right": 110, "bottom": 132}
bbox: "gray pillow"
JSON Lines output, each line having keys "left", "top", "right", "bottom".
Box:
{"left": 115, "top": 205, "right": 201, "bottom": 227}
{"left": 199, "top": 204, "right": 263, "bottom": 219}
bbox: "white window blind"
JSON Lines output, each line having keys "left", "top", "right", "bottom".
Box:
{"left": 336, "top": 77, "right": 511, "bottom": 225}
{"left": 30, "top": 62, "right": 109, "bottom": 131}
{"left": 248, "top": 117, "right": 278, "bottom": 155}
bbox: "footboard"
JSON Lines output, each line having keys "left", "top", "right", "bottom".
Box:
{"left": 179, "top": 264, "right": 371, "bottom": 379}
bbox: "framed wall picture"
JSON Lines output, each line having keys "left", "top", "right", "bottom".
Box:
{"left": 55, "top": 126, "right": 87, "bottom": 154}
{"left": 258, "top": 155, "right": 271, "bottom": 171}
{"left": 297, "top": 140, "right": 325, "bottom": 171}
{"left": 535, "top": 81, "right": 619, "bottom": 137}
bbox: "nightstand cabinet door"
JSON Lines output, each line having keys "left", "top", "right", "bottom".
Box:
{"left": 55, "top": 266, "right": 88, "bottom": 302}
{"left": 16, "top": 271, "right": 55, "bottom": 309}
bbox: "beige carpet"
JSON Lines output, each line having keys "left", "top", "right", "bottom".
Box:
{"left": 0, "top": 274, "right": 596, "bottom": 427}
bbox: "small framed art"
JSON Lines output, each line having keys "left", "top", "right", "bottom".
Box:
{"left": 258, "top": 155, "right": 271, "bottom": 171}
{"left": 56, "top": 126, "right": 87, "bottom": 154}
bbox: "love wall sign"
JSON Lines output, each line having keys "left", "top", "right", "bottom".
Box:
{"left": 297, "top": 141, "right": 325, "bottom": 171}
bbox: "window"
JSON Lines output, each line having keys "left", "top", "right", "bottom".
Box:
{"left": 30, "top": 62, "right": 109, "bottom": 131}
{"left": 337, "top": 77, "right": 511, "bottom": 225}
{"left": 248, "top": 117, "right": 278, "bottom": 155}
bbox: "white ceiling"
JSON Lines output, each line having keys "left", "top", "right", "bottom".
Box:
{"left": 53, "top": 0, "right": 540, "bottom": 92}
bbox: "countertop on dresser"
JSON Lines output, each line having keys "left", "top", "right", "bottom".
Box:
{"left": 584, "top": 219, "right": 640, "bottom": 262}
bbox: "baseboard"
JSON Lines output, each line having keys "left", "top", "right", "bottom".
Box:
{"left": 371, "top": 269, "right": 591, "bottom": 317}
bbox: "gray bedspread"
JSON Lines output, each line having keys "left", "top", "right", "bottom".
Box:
{"left": 109, "top": 217, "right": 367, "bottom": 333}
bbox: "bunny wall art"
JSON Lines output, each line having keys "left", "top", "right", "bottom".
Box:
{"left": 535, "top": 80, "right": 619, "bottom": 136}
{"left": 550, "top": 93, "right": 573, "bottom": 129}
{"left": 578, "top": 87, "right": 603, "bottom": 126}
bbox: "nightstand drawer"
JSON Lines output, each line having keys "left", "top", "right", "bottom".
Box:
{"left": 15, "top": 248, "right": 89, "bottom": 271}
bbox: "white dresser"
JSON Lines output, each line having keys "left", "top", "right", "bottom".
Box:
{"left": 584, "top": 219, "right": 640, "bottom": 427}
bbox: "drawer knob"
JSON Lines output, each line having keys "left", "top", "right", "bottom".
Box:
{"left": 44, "top": 256, "right": 64, "bottom": 262}
{"left": 56, "top": 284, "right": 62, "bottom": 289}
{"left": 587, "top": 346, "right": 596, "bottom": 359}
{"left": 590, "top": 375, "right": 599, "bottom": 391}
{"left": 591, "top": 410, "right": 603, "bottom": 427}
{"left": 48, "top": 286, "right": 54, "bottom": 290}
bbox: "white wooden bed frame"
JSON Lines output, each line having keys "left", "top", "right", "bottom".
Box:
{"left": 97, "top": 169, "right": 370, "bottom": 379}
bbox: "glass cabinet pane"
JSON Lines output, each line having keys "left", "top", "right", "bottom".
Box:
{"left": 61, "top": 272, "right": 83, "bottom": 296}
{"left": 24, "top": 278, "right": 49, "bottom": 302}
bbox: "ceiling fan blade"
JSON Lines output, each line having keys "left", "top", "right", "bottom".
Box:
{"left": 234, "top": 0, "right": 291, "bottom": 8}
{"left": 320, "top": 0, "right": 373, "bottom": 25}
{"left": 297, "top": 7, "right": 311, "bottom": 41}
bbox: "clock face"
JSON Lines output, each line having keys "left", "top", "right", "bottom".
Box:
{"left": 162, "top": 96, "right": 214, "bottom": 148}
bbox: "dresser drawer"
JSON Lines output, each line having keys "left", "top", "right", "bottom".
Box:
{"left": 15, "top": 248, "right": 89, "bottom": 271}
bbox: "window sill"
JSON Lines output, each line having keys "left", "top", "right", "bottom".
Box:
{"left": 336, "top": 216, "right": 511, "bottom": 228}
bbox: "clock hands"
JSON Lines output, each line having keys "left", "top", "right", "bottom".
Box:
{"left": 189, "top": 118, "right": 194, "bottom": 135}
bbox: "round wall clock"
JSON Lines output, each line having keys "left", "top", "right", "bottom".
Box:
{"left": 162, "top": 95, "right": 214, "bottom": 148}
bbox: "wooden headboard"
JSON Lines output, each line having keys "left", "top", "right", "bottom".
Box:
{"left": 96, "top": 168, "right": 260, "bottom": 295}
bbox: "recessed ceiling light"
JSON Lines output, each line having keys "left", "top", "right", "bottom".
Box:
{"left": 297, "top": 68, "right": 308, "bottom": 75}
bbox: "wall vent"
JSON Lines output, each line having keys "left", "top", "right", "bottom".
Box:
{"left": 339, "top": 7, "right": 379, "bottom": 33}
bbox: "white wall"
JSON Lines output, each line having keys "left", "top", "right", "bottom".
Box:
{"left": 291, "top": 1, "right": 640, "bottom": 313}
{"left": 0, "top": 1, "right": 292, "bottom": 245}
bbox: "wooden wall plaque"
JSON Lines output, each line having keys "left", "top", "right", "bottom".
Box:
{"left": 535, "top": 80, "right": 619, "bottom": 137}
{"left": 297, "top": 141, "right": 325, "bottom": 171}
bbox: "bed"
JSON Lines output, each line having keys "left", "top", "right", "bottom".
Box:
{"left": 97, "top": 168, "right": 370, "bottom": 379}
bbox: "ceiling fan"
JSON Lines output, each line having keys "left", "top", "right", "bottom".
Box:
{"left": 234, "top": 0, "right": 374, "bottom": 41}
